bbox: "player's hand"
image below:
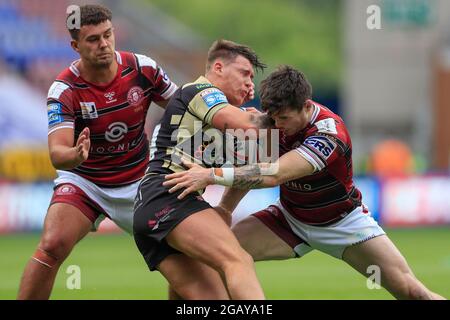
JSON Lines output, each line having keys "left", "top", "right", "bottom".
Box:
{"left": 243, "top": 107, "right": 261, "bottom": 114}
{"left": 163, "top": 159, "right": 214, "bottom": 200}
{"left": 74, "top": 127, "right": 90, "bottom": 166}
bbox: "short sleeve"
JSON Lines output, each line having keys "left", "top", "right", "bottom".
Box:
{"left": 188, "top": 87, "right": 229, "bottom": 125}
{"left": 294, "top": 118, "right": 345, "bottom": 172}
{"left": 47, "top": 81, "right": 75, "bottom": 135}
{"left": 135, "top": 53, "right": 178, "bottom": 101}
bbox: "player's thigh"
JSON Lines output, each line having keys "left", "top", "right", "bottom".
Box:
{"left": 166, "top": 208, "right": 248, "bottom": 269}
{"left": 41, "top": 203, "right": 93, "bottom": 250}
{"left": 232, "top": 215, "right": 296, "bottom": 261}
{"left": 159, "top": 254, "right": 229, "bottom": 299}
{"left": 343, "top": 234, "right": 413, "bottom": 281}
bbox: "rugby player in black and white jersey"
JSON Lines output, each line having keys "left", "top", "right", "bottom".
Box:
{"left": 133, "top": 39, "right": 272, "bottom": 299}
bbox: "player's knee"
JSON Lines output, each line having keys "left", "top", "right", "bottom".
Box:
{"left": 240, "top": 249, "right": 255, "bottom": 266}
{"left": 219, "top": 248, "right": 254, "bottom": 275}
{"left": 38, "top": 234, "right": 74, "bottom": 264}
{"left": 32, "top": 247, "right": 58, "bottom": 269}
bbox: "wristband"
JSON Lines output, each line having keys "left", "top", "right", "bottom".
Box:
{"left": 212, "top": 167, "right": 234, "bottom": 186}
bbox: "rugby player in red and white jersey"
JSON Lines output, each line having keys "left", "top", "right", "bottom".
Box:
{"left": 163, "top": 66, "right": 446, "bottom": 299}
{"left": 17, "top": 4, "right": 177, "bottom": 299}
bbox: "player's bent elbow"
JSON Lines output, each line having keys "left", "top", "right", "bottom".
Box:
{"left": 49, "top": 152, "right": 74, "bottom": 170}
{"left": 50, "top": 159, "right": 69, "bottom": 171}
{"left": 264, "top": 176, "right": 280, "bottom": 188}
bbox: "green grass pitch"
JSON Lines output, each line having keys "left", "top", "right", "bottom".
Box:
{"left": 1, "top": 227, "right": 449, "bottom": 299}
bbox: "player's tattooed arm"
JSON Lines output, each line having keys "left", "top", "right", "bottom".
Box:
{"left": 163, "top": 149, "right": 314, "bottom": 200}
{"left": 231, "top": 164, "right": 265, "bottom": 189}
{"left": 163, "top": 162, "right": 274, "bottom": 200}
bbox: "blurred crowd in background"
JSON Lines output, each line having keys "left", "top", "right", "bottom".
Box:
{"left": 1, "top": 0, "right": 450, "bottom": 232}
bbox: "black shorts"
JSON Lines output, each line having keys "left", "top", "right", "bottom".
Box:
{"left": 133, "top": 174, "right": 212, "bottom": 271}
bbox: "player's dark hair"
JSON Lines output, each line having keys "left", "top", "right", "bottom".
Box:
{"left": 67, "top": 4, "right": 112, "bottom": 40}
{"left": 206, "top": 39, "right": 266, "bottom": 73}
{"left": 260, "top": 65, "right": 312, "bottom": 114}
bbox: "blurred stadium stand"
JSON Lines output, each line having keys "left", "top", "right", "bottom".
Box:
{"left": 0, "top": 0, "right": 77, "bottom": 91}
{"left": 0, "top": 0, "right": 207, "bottom": 93}
{"left": 344, "top": 0, "right": 450, "bottom": 173}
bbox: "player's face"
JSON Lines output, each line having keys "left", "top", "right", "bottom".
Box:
{"left": 72, "top": 20, "right": 115, "bottom": 67}
{"left": 271, "top": 104, "right": 311, "bottom": 136}
{"left": 219, "top": 55, "right": 255, "bottom": 106}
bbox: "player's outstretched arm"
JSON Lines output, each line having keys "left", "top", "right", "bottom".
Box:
{"left": 163, "top": 150, "right": 314, "bottom": 199}
{"left": 211, "top": 105, "right": 273, "bottom": 132}
{"left": 48, "top": 127, "right": 90, "bottom": 170}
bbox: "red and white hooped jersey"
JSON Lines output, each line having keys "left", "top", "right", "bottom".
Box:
{"left": 279, "top": 101, "right": 362, "bottom": 225}
{"left": 47, "top": 51, "right": 177, "bottom": 187}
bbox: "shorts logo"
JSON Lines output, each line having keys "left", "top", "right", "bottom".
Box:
{"left": 48, "top": 103, "right": 63, "bottom": 126}
{"left": 304, "top": 136, "right": 337, "bottom": 159}
{"left": 80, "top": 102, "right": 98, "bottom": 119}
{"left": 127, "top": 86, "right": 144, "bottom": 106}
{"left": 200, "top": 88, "right": 228, "bottom": 108}
{"left": 147, "top": 219, "right": 157, "bottom": 229}
{"left": 105, "top": 122, "right": 128, "bottom": 142}
{"left": 149, "top": 206, "right": 175, "bottom": 231}
{"left": 56, "top": 184, "right": 76, "bottom": 195}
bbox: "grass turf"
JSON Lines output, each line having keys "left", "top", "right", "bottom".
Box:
{"left": 1, "top": 227, "right": 449, "bottom": 300}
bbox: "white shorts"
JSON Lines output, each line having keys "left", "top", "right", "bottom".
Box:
{"left": 53, "top": 170, "right": 139, "bottom": 234}
{"left": 254, "top": 199, "right": 386, "bottom": 259}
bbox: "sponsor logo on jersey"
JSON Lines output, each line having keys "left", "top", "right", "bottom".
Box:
{"left": 80, "top": 102, "right": 98, "bottom": 119}
{"left": 104, "top": 91, "right": 117, "bottom": 103}
{"left": 304, "top": 135, "right": 337, "bottom": 159}
{"left": 196, "top": 83, "right": 213, "bottom": 90}
{"left": 105, "top": 122, "right": 128, "bottom": 143}
{"left": 284, "top": 181, "right": 312, "bottom": 191}
{"left": 47, "top": 102, "right": 63, "bottom": 126}
{"left": 315, "top": 118, "right": 338, "bottom": 135}
{"left": 127, "top": 86, "right": 144, "bottom": 106}
{"left": 200, "top": 88, "right": 228, "bottom": 109}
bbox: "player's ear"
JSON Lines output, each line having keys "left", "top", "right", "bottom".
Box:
{"left": 304, "top": 99, "right": 313, "bottom": 110}
{"left": 213, "top": 60, "right": 224, "bottom": 75}
{"left": 71, "top": 39, "right": 80, "bottom": 53}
